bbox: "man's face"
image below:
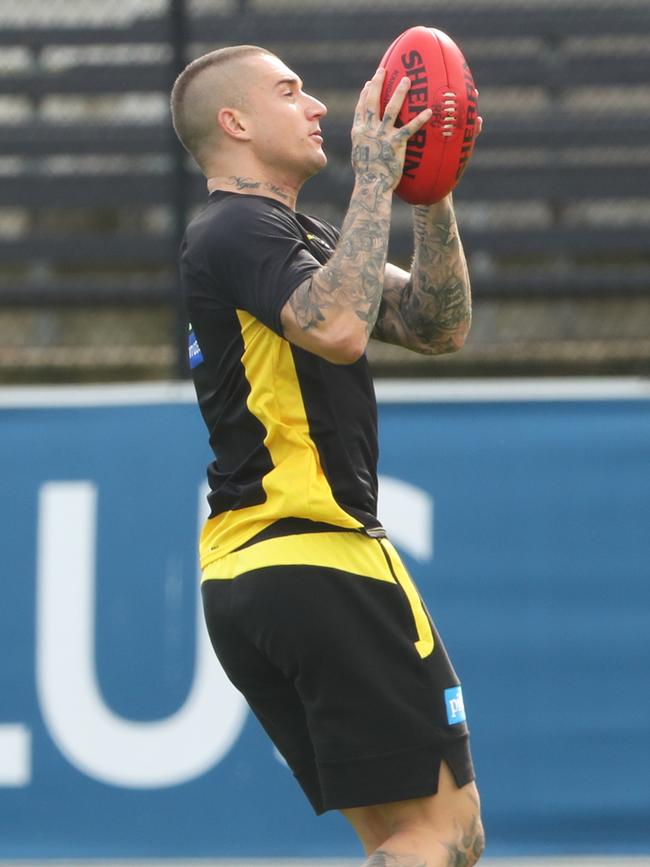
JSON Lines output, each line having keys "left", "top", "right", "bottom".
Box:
{"left": 240, "top": 54, "right": 328, "bottom": 182}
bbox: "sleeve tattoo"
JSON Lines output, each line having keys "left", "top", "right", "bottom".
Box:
{"left": 287, "top": 97, "right": 406, "bottom": 342}
{"left": 287, "top": 173, "right": 392, "bottom": 339}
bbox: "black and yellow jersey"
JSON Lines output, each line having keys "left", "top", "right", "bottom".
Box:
{"left": 180, "top": 191, "right": 385, "bottom": 570}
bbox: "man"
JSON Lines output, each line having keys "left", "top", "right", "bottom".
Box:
{"left": 171, "top": 44, "right": 484, "bottom": 867}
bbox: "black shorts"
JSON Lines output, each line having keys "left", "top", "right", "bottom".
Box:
{"left": 201, "top": 531, "right": 475, "bottom": 815}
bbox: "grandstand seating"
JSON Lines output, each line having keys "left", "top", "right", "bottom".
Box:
{"left": 0, "top": 0, "right": 649, "bottom": 375}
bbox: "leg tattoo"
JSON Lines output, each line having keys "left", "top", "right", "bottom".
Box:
{"left": 442, "top": 814, "right": 485, "bottom": 867}
{"left": 364, "top": 853, "right": 428, "bottom": 867}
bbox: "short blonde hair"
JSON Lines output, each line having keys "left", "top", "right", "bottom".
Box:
{"left": 170, "top": 45, "right": 273, "bottom": 170}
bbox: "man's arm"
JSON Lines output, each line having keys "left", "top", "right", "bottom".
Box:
{"left": 372, "top": 194, "right": 472, "bottom": 355}
{"left": 280, "top": 69, "right": 432, "bottom": 365}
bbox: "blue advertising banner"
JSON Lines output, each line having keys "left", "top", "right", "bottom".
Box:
{"left": 0, "top": 380, "right": 649, "bottom": 859}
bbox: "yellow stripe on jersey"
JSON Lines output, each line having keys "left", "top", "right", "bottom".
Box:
{"left": 202, "top": 531, "right": 434, "bottom": 660}
{"left": 198, "top": 312, "right": 362, "bottom": 569}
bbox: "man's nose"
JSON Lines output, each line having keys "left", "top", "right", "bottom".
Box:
{"left": 305, "top": 93, "right": 327, "bottom": 119}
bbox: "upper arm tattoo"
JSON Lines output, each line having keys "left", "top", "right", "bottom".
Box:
{"left": 286, "top": 276, "right": 325, "bottom": 331}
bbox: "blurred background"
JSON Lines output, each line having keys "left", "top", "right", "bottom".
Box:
{"left": 0, "top": 0, "right": 649, "bottom": 864}
{"left": 1, "top": 0, "right": 650, "bottom": 383}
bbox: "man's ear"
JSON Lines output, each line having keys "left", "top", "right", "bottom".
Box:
{"left": 217, "top": 107, "right": 251, "bottom": 141}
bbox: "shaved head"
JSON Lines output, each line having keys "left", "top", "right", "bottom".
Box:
{"left": 170, "top": 45, "right": 274, "bottom": 173}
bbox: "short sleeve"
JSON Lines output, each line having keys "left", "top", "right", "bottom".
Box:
{"left": 204, "top": 197, "right": 323, "bottom": 335}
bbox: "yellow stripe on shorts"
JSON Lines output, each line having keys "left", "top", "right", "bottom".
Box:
{"left": 379, "top": 538, "right": 435, "bottom": 660}
{"left": 201, "top": 530, "right": 434, "bottom": 659}
{"left": 201, "top": 531, "right": 395, "bottom": 584}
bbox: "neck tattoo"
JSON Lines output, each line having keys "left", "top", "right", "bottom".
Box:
{"left": 225, "top": 176, "right": 291, "bottom": 202}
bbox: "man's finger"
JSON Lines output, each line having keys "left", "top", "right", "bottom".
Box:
{"left": 381, "top": 75, "right": 411, "bottom": 126}
{"left": 399, "top": 107, "right": 433, "bottom": 139}
{"left": 365, "top": 66, "right": 386, "bottom": 118}
{"left": 353, "top": 80, "right": 372, "bottom": 125}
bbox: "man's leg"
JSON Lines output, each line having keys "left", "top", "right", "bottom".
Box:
{"left": 342, "top": 760, "right": 485, "bottom": 866}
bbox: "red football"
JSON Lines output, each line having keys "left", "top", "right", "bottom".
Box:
{"left": 379, "top": 26, "right": 479, "bottom": 205}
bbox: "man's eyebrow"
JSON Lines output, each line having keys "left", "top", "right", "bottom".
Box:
{"left": 274, "top": 76, "right": 303, "bottom": 90}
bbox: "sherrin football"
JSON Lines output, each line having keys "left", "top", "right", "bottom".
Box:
{"left": 379, "top": 26, "right": 479, "bottom": 205}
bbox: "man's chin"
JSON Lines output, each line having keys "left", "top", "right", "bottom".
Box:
{"left": 305, "top": 150, "right": 327, "bottom": 178}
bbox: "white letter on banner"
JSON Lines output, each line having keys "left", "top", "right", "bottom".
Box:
{"left": 36, "top": 481, "right": 247, "bottom": 788}
{"left": 377, "top": 475, "right": 433, "bottom": 561}
{"left": 0, "top": 724, "right": 31, "bottom": 786}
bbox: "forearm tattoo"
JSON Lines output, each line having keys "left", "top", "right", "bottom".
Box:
{"left": 289, "top": 180, "right": 394, "bottom": 339}
{"left": 289, "top": 181, "right": 391, "bottom": 336}
{"left": 373, "top": 199, "right": 472, "bottom": 355}
{"left": 288, "top": 84, "right": 412, "bottom": 338}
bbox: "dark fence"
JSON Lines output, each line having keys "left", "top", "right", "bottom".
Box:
{"left": 1, "top": 0, "right": 649, "bottom": 377}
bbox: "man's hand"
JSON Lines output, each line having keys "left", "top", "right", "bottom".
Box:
{"left": 351, "top": 68, "right": 432, "bottom": 197}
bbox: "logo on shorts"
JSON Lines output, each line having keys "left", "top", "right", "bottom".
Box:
{"left": 444, "top": 686, "right": 467, "bottom": 725}
{"left": 188, "top": 325, "right": 204, "bottom": 369}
